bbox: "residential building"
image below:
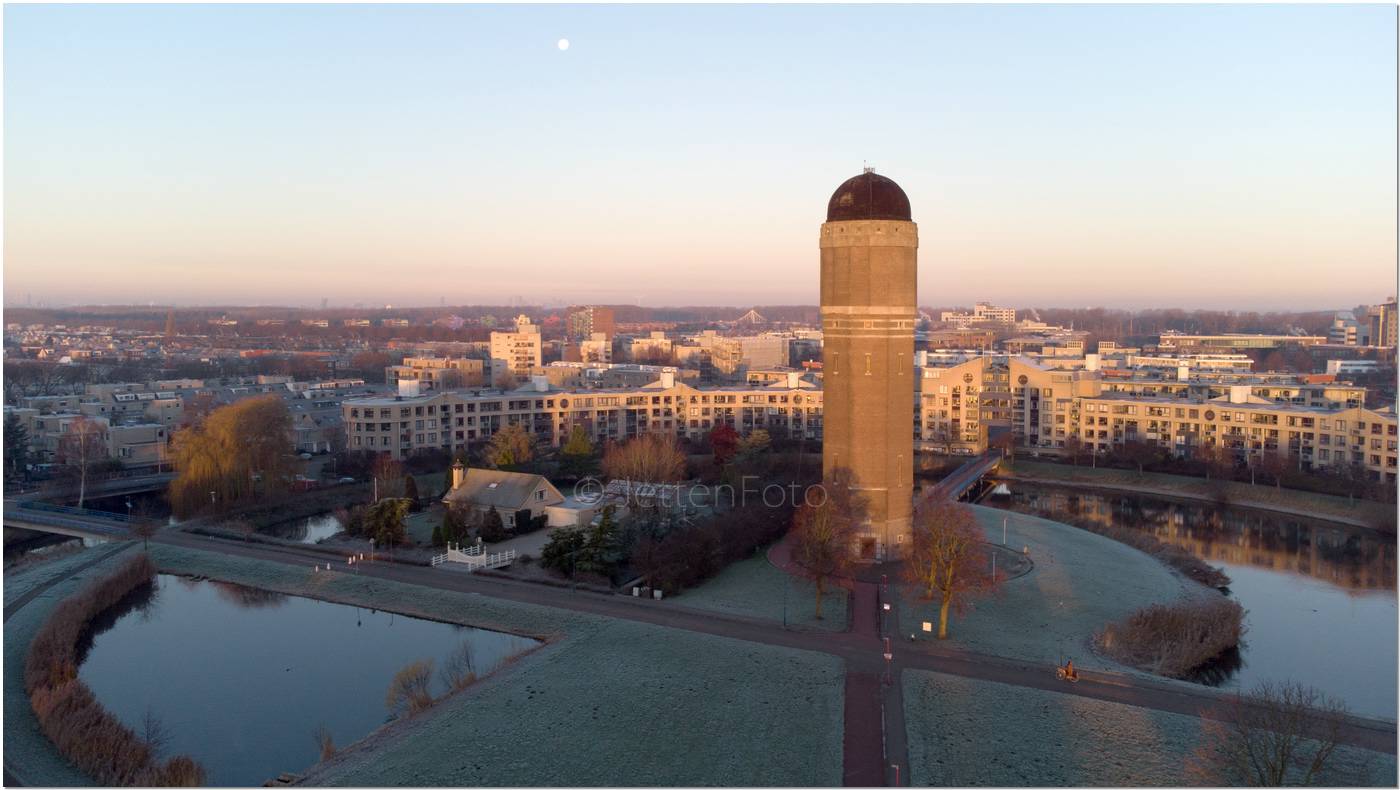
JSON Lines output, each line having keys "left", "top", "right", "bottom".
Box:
{"left": 385, "top": 357, "right": 486, "bottom": 391}
{"left": 489, "top": 314, "right": 543, "bottom": 383}
{"left": 1367, "top": 299, "right": 1398, "bottom": 348}
{"left": 442, "top": 466, "right": 565, "bottom": 529}
{"left": 1156, "top": 333, "right": 1327, "bottom": 351}
{"left": 566, "top": 306, "right": 616, "bottom": 342}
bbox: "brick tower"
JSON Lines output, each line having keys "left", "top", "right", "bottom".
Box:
{"left": 820, "top": 169, "right": 917, "bottom": 560}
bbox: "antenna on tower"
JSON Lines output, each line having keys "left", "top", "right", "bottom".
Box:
{"left": 863, "top": 161, "right": 876, "bottom": 175}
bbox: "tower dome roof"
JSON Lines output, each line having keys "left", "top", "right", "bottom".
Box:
{"left": 826, "top": 170, "right": 911, "bottom": 222}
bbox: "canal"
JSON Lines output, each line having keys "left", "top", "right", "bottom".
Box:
{"left": 79, "top": 574, "right": 539, "bottom": 786}
{"left": 984, "top": 481, "right": 1397, "bottom": 720}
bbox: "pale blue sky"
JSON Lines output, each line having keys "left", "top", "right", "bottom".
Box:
{"left": 4, "top": 4, "right": 1396, "bottom": 309}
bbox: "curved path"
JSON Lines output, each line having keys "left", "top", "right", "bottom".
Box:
{"left": 152, "top": 532, "right": 1398, "bottom": 753}
{"left": 10, "top": 529, "right": 1394, "bottom": 787}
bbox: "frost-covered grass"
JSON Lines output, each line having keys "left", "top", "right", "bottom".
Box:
{"left": 902, "top": 670, "right": 1396, "bottom": 787}
{"left": 676, "top": 554, "right": 849, "bottom": 632}
{"left": 306, "top": 620, "right": 844, "bottom": 787}
{"left": 148, "top": 544, "right": 845, "bottom": 786}
{"left": 4, "top": 545, "right": 138, "bottom": 787}
{"left": 896, "top": 506, "right": 1215, "bottom": 676}
{"left": 3, "top": 544, "right": 112, "bottom": 608}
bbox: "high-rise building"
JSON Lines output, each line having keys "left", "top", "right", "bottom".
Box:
{"left": 820, "top": 169, "right": 917, "bottom": 560}
{"left": 1367, "top": 299, "right": 1397, "bottom": 348}
{"left": 566, "top": 306, "right": 616, "bottom": 342}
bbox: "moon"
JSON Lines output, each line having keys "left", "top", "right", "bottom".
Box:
{"left": 557, "top": 38, "right": 570, "bottom": 51}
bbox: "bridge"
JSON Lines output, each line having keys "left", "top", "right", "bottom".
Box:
{"left": 7, "top": 471, "right": 174, "bottom": 504}
{"left": 3, "top": 500, "right": 136, "bottom": 540}
{"left": 925, "top": 452, "right": 1004, "bottom": 502}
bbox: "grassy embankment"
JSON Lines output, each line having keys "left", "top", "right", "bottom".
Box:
{"left": 23, "top": 553, "right": 205, "bottom": 786}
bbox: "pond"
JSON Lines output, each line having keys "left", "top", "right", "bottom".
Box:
{"left": 79, "top": 574, "right": 539, "bottom": 786}
{"left": 985, "top": 482, "right": 1397, "bottom": 720}
{"left": 266, "top": 513, "right": 345, "bottom": 544}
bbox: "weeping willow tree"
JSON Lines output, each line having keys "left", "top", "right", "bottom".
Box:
{"left": 169, "top": 395, "right": 294, "bottom": 517}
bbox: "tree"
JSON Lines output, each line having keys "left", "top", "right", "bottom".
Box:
{"left": 1187, "top": 681, "right": 1353, "bottom": 786}
{"left": 403, "top": 475, "right": 421, "bottom": 511}
{"left": 485, "top": 424, "right": 535, "bottom": 470}
{"left": 708, "top": 424, "right": 740, "bottom": 466}
{"left": 168, "top": 395, "right": 293, "bottom": 517}
{"left": 4, "top": 411, "right": 31, "bottom": 484}
{"left": 430, "top": 524, "right": 444, "bottom": 547}
{"left": 738, "top": 428, "right": 771, "bottom": 457}
{"left": 384, "top": 659, "right": 435, "bottom": 717}
{"left": 1117, "top": 439, "right": 1160, "bottom": 474}
{"left": 559, "top": 425, "right": 596, "bottom": 479}
{"left": 602, "top": 433, "right": 686, "bottom": 484}
{"left": 540, "top": 525, "right": 587, "bottom": 576}
{"left": 371, "top": 453, "right": 403, "bottom": 500}
{"left": 1063, "top": 436, "right": 1085, "bottom": 466}
{"left": 441, "top": 506, "right": 467, "bottom": 544}
{"left": 130, "top": 515, "right": 160, "bottom": 551}
{"left": 57, "top": 416, "right": 108, "bottom": 508}
{"left": 905, "top": 496, "right": 997, "bottom": 639}
{"left": 790, "top": 491, "right": 859, "bottom": 620}
{"left": 478, "top": 506, "right": 507, "bottom": 543}
{"left": 439, "top": 642, "right": 478, "bottom": 692}
{"left": 364, "top": 498, "right": 410, "bottom": 547}
{"left": 578, "top": 505, "right": 621, "bottom": 575}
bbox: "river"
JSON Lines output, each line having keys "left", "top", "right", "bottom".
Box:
{"left": 985, "top": 481, "right": 1397, "bottom": 720}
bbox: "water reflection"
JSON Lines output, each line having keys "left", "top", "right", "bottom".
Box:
{"left": 986, "top": 482, "right": 1397, "bottom": 719}
{"left": 267, "top": 514, "right": 344, "bottom": 545}
{"left": 80, "top": 574, "right": 539, "bottom": 786}
{"left": 992, "top": 484, "right": 1395, "bottom": 594}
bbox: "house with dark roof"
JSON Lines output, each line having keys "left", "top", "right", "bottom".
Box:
{"left": 441, "top": 463, "right": 564, "bottom": 529}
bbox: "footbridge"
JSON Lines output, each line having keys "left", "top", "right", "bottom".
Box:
{"left": 926, "top": 452, "right": 1004, "bottom": 502}
{"left": 3, "top": 500, "right": 135, "bottom": 540}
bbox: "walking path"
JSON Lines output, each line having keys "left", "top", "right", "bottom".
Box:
{"left": 9, "top": 529, "right": 1395, "bottom": 787}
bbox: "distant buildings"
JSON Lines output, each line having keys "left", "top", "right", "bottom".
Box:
{"left": 1156, "top": 332, "right": 1327, "bottom": 351}
{"left": 940, "top": 302, "right": 1016, "bottom": 328}
{"left": 385, "top": 357, "right": 486, "bottom": 391}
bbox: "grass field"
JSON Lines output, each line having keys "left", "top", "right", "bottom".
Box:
{"left": 902, "top": 670, "right": 1396, "bottom": 786}
{"left": 147, "top": 544, "right": 845, "bottom": 787}
{"left": 895, "top": 506, "right": 1214, "bottom": 677}
{"left": 676, "top": 553, "right": 849, "bottom": 633}
{"left": 4, "top": 545, "right": 135, "bottom": 787}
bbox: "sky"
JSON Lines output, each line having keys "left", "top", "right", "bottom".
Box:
{"left": 4, "top": 4, "right": 1396, "bottom": 311}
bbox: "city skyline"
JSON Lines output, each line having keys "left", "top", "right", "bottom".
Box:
{"left": 5, "top": 4, "right": 1397, "bottom": 310}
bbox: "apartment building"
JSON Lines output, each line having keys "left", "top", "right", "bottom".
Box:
{"left": 1071, "top": 388, "right": 1397, "bottom": 482}
{"left": 623, "top": 331, "right": 674, "bottom": 362}
{"left": 566, "top": 306, "right": 616, "bottom": 341}
{"left": 1120, "top": 354, "right": 1254, "bottom": 374}
{"left": 489, "top": 314, "right": 543, "bottom": 382}
{"left": 385, "top": 357, "right": 486, "bottom": 391}
{"left": 677, "top": 331, "right": 791, "bottom": 377}
{"left": 342, "top": 370, "right": 823, "bottom": 459}
{"left": 1367, "top": 299, "right": 1398, "bottom": 348}
{"left": 5, "top": 409, "right": 170, "bottom": 470}
{"left": 915, "top": 356, "right": 987, "bottom": 454}
{"left": 578, "top": 333, "right": 612, "bottom": 364}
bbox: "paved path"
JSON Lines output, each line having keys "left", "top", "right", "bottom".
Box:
{"left": 155, "top": 531, "right": 1400, "bottom": 759}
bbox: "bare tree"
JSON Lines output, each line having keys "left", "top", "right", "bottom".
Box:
{"left": 1187, "top": 681, "right": 1357, "bottom": 786}
{"left": 141, "top": 707, "right": 168, "bottom": 758}
{"left": 57, "top": 415, "right": 108, "bottom": 508}
{"left": 904, "top": 496, "right": 998, "bottom": 639}
{"left": 130, "top": 516, "right": 160, "bottom": 551}
{"left": 439, "top": 641, "right": 478, "bottom": 692}
{"left": 313, "top": 724, "right": 337, "bottom": 762}
{"left": 385, "top": 659, "right": 435, "bottom": 717}
{"left": 790, "top": 489, "right": 858, "bottom": 620}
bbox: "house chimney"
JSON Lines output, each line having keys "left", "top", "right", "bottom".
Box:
{"left": 451, "top": 460, "right": 465, "bottom": 490}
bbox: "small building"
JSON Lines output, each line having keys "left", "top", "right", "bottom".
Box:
{"left": 442, "top": 463, "right": 564, "bottom": 529}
